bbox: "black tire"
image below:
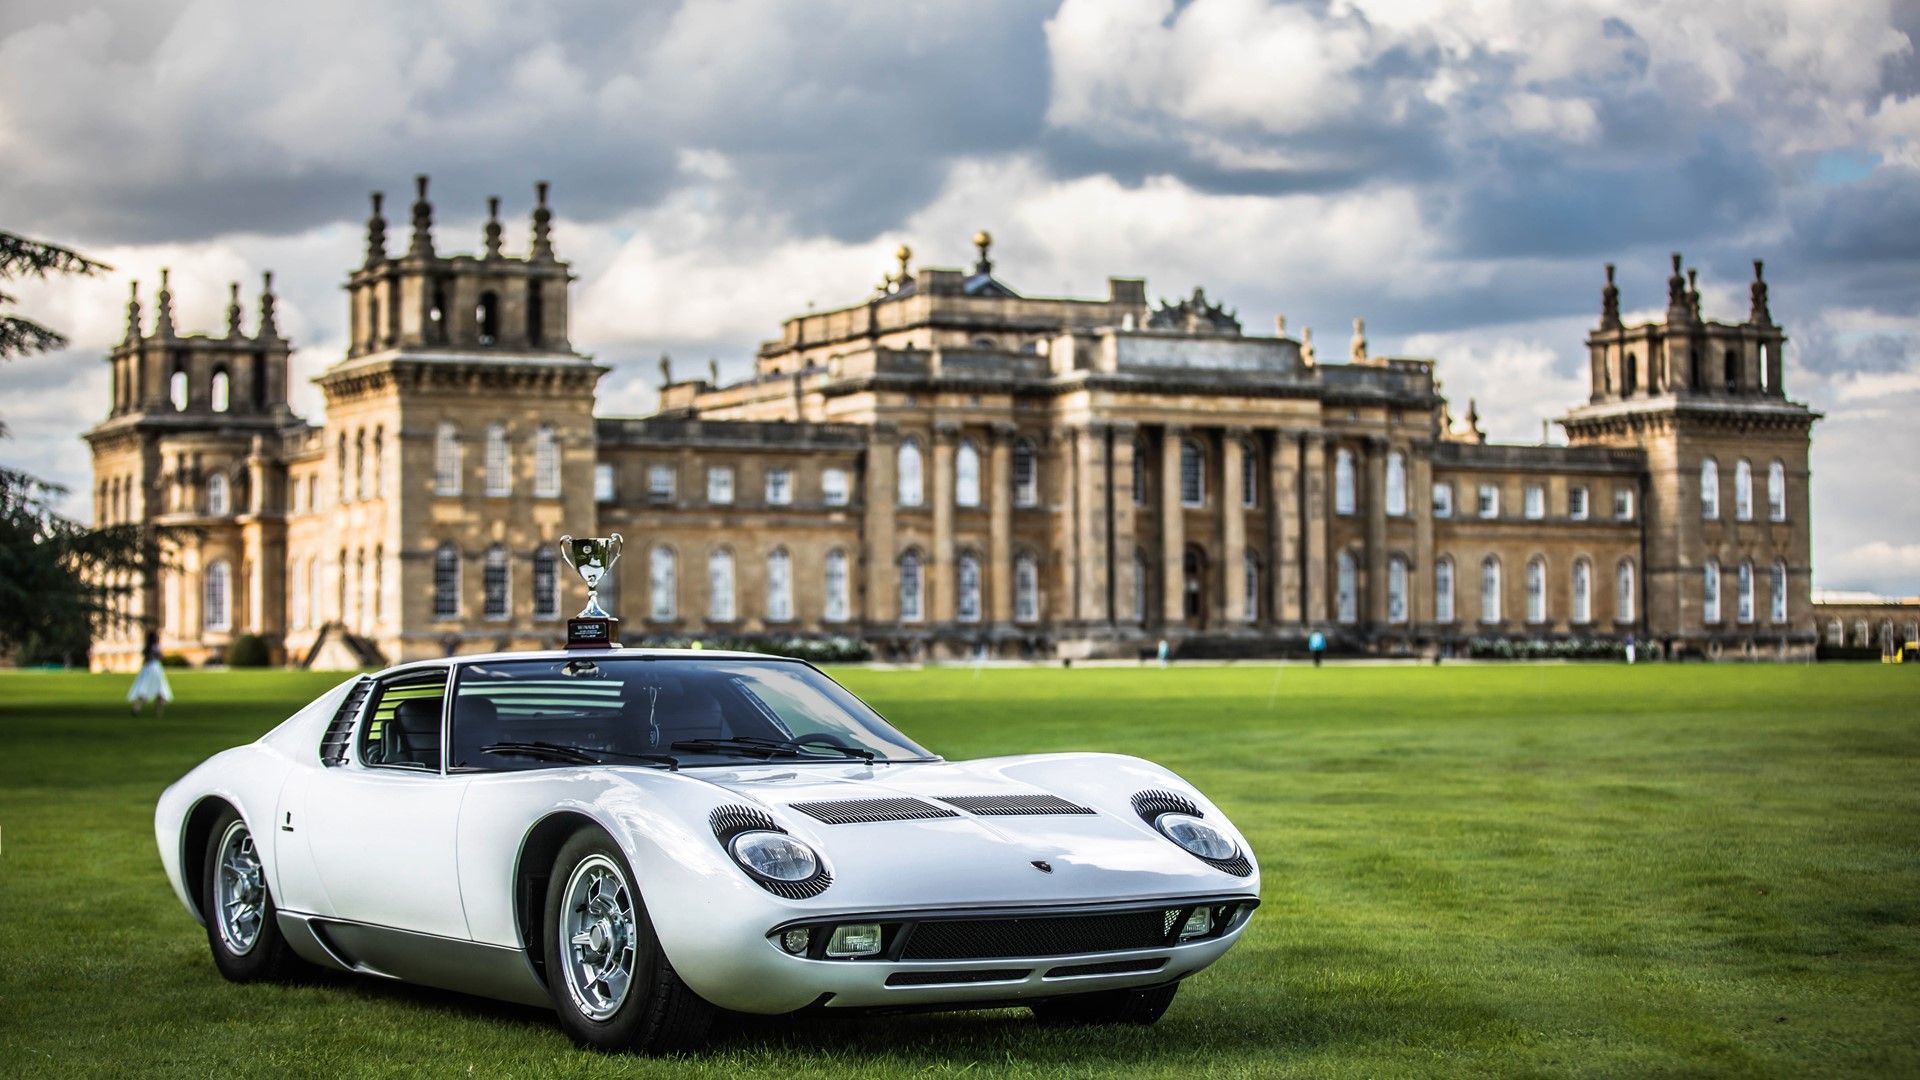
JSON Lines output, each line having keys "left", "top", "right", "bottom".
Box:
{"left": 542, "top": 828, "right": 715, "bottom": 1054}
{"left": 1031, "top": 982, "right": 1180, "bottom": 1026}
{"left": 200, "top": 809, "right": 300, "bottom": 982}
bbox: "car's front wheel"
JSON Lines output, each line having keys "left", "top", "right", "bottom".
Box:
{"left": 542, "top": 828, "right": 715, "bottom": 1054}
{"left": 200, "top": 809, "right": 300, "bottom": 982}
{"left": 1030, "top": 982, "right": 1180, "bottom": 1026}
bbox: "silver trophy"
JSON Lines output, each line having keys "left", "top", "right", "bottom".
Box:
{"left": 559, "top": 533, "right": 623, "bottom": 629}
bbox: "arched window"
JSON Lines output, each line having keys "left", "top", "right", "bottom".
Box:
{"left": 1572, "top": 557, "right": 1592, "bottom": 624}
{"left": 1769, "top": 561, "right": 1787, "bottom": 624}
{"left": 1736, "top": 560, "right": 1754, "bottom": 624}
{"left": 956, "top": 553, "right": 982, "bottom": 622}
{"left": 1851, "top": 620, "right": 1868, "bottom": 647}
{"left": 1616, "top": 559, "right": 1636, "bottom": 623}
{"left": 649, "top": 547, "right": 677, "bottom": 621}
{"left": 204, "top": 560, "right": 232, "bottom": 632}
{"left": 708, "top": 548, "right": 735, "bottom": 622}
{"left": 485, "top": 423, "right": 510, "bottom": 496}
{"left": 1526, "top": 556, "right": 1547, "bottom": 623}
{"left": 1385, "top": 450, "right": 1407, "bottom": 516}
{"left": 1734, "top": 459, "right": 1753, "bottom": 520}
{"left": 1334, "top": 448, "right": 1356, "bottom": 515}
{"left": 1180, "top": 439, "right": 1205, "bottom": 507}
{"left": 433, "top": 543, "right": 459, "bottom": 619}
{"left": 1243, "top": 554, "right": 1260, "bottom": 623}
{"left": 337, "top": 434, "right": 350, "bottom": 503}
{"left": 476, "top": 291, "right": 499, "bottom": 345}
{"left": 1724, "top": 349, "right": 1739, "bottom": 392}
{"left": 1014, "top": 440, "right": 1039, "bottom": 507}
{"left": 371, "top": 427, "right": 385, "bottom": 498}
{"left": 1131, "top": 440, "right": 1147, "bottom": 506}
{"left": 1480, "top": 556, "right": 1502, "bottom": 625}
{"left": 533, "top": 424, "right": 560, "bottom": 498}
{"left": 1336, "top": 550, "right": 1358, "bottom": 625}
{"left": 170, "top": 368, "right": 188, "bottom": 412}
{"left": 1826, "top": 619, "right": 1842, "bottom": 646}
{"left": 897, "top": 439, "right": 924, "bottom": 507}
{"left": 823, "top": 549, "right": 850, "bottom": 622}
{"left": 1767, "top": 460, "right": 1786, "bottom": 521}
{"left": 1703, "top": 560, "right": 1721, "bottom": 625}
{"left": 1434, "top": 557, "right": 1455, "bottom": 623}
{"left": 210, "top": 368, "right": 230, "bottom": 413}
{"left": 307, "top": 558, "right": 322, "bottom": 626}
{"left": 955, "top": 440, "right": 981, "bottom": 508}
{"left": 1387, "top": 556, "right": 1407, "bottom": 625}
{"left": 767, "top": 549, "right": 793, "bottom": 622}
{"left": 1699, "top": 458, "right": 1720, "bottom": 520}
{"left": 206, "top": 473, "right": 229, "bottom": 517}
{"left": 483, "top": 545, "right": 509, "bottom": 620}
{"left": 899, "top": 550, "right": 924, "bottom": 623}
{"left": 1622, "top": 352, "right": 1637, "bottom": 394}
{"left": 532, "top": 547, "right": 559, "bottom": 620}
{"left": 1016, "top": 554, "right": 1040, "bottom": 623}
{"left": 1241, "top": 439, "right": 1260, "bottom": 509}
{"left": 434, "top": 423, "right": 461, "bottom": 495}
{"left": 527, "top": 280, "right": 544, "bottom": 345}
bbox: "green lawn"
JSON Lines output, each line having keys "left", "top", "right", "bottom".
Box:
{"left": 2, "top": 663, "right": 1917, "bottom": 1078}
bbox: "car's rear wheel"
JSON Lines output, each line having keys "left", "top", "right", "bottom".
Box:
{"left": 1030, "top": 982, "right": 1180, "bottom": 1026}
{"left": 200, "top": 810, "right": 299, "bottom": 982}
{"left": 542, "top": 828, "right": 714, "bottom": 1054}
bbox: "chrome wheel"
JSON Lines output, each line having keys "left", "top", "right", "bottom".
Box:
{"left": 213, "top": 819, "right": 266, "bottom": 955}
{"left": 559, "top": 854, "right": 637, "bottom": 1021}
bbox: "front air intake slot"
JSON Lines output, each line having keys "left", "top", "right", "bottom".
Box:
{"left": 935, "top": 794, "right": 1096, "bottom": 816}
{"left": 789, "top": 798, "right": 958, "bottom": 825}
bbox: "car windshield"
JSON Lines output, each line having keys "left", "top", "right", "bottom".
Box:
{"left": 445, "top": 656, "right": 933, "bottom": 772}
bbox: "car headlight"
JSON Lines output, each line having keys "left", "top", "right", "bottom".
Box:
{"left": 1154, "top": 813, "right": 1238, "bottom": 861}
{"left": 728, "top": 830, "right": 820, "bottom": 882}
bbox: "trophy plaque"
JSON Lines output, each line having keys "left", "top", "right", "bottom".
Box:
{"left": 559, "top": 533, "right": 623, "bottom": 648}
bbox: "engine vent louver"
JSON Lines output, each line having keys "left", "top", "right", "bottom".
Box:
{"left": 709, "top": 804, "right": 833, "bottom": 899}
{"left": 936, "top": 794, "right": 1097, "bottom": 816}
{"left": 318, "top": 677, "right": 372, "bottom": 767}
{"left": 1130, "top": 789, "right": 1253, "bottom": 878}
{"left": 789, "top": 798, "right": 959, "bottom": 825}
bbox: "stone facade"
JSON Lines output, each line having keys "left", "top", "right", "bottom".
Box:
{"left": 86, "top": 179, "right": 1903, "bottom": 670}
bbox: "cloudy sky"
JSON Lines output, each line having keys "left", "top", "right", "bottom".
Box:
{"left": 3, "top": 0, "right": 1917, "bottom": 593}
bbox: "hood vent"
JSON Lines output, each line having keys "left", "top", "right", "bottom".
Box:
{"left": 936, "top": 794, "right": 1096, "bottom": 816}
{"left": 790, "top": 797, "right": 959, "bottom": 825}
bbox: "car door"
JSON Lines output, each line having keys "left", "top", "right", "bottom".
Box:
{"left": 296, "top": 665, "right": 472, "bottom": 940}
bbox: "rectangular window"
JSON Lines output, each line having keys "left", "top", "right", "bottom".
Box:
{"left": 765, "top": 468, "right": 792, "bottom": 505}
{"left": 1478, "top": 484, "right": 1499, "bottom": 519}
{"left": 1432, "top": 483, "right": 1453, "bottom": 518}
{"left": 822, "top": 467, "right": 849, "bottom": 507}
{"left": 360, "top": 670, "right": 447, "bottom": 771}
{"left": 648, "top": 464, "right": 676, "bottom": 503}
{"left": 593, "top": 463, "right": 614, "bottom": 504}
{"left": 707, "top": 466, "right": 734, "bottom": 505}
{"left": 1569, "top": 486, "right": 1589, "bottom": 521}
{"left": 1524, "top": 485, "right": 1544, "bottom": 520}
{"left": 1614, "top": 488, "right": 1634, "bottom": 520}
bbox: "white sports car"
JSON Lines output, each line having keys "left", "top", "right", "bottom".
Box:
{"left": 156, "top": 649, "right": 1259, "bottom": 1053}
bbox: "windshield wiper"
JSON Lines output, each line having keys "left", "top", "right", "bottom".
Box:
{"left": 669, "top": 736, "right": 876, "bottom": 763}
{"left": 481, "top": 741, "right": 680, "bottom": 770}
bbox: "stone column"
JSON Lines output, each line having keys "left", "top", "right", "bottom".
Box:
{"left": 1303, "top": 434, "right": 1328, "bottom": 623}
{"left": 1074, "top": 425, "right": 1109, "bottom": 624}
{"left": 862, "top": 427, "right": 898, "bottom": 623}
{"left": 1221, "top": 430, "right": 1247, "bottom": 624}
{"left": 1412, "top": 444, "right": 1434, "bottom": 625}
{"left": 1272, "top": 431, "right": 1302, "bottom": 624}
{"left": 988, "top": 423, "right": 1014, "bottom": 626}
{"left": 1110, "top": 423, "right": 1138, "bottom": 626}
{"left": 1161, "top": 426, "right": 1186, "bottom": 625}
{"left": 1366, "top": 436, "right": 1388, "bottom": 626}
{"left": 930, "top": 422, "right": 958, "bottom": 624}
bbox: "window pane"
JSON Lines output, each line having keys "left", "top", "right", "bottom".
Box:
{"left": 707, "top": 466, "right": 733, "bottom": 504}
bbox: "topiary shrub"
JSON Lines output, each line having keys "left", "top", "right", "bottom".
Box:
{"left": 226, "top": 634, "right": 272, "bottom": 668}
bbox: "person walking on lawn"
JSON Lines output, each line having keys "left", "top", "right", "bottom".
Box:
{"left": 127, "top": 629, "right": 172, "bottom": 717}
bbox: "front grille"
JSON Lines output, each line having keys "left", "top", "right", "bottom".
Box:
{"left": 885, "top": 969, "right": 1031, "bottom": 987}
{"left": 790, "top": 798, "right": 958, "bottom": 825}
{"left": 899, "top": 910, "right": 1175, "bottom": 961}
{"left": 935, "top": 794, "right": 1096, "bottom": 816}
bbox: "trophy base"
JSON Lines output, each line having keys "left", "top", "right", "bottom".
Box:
{"left": 566, "top": 616, "right": 619, "bottom": 649}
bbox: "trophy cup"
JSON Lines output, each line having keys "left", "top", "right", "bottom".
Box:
{"left": 559, "top": 533, "right": 623, "bottom": 648}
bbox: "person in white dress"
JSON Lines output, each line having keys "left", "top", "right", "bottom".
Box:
{"left": 128, "top": 629, "right": 173, "bottom": 717}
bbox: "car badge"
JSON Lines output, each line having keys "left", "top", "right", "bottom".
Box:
{"left": 1031, "top": 860, "right": 1053, "bottom": 873}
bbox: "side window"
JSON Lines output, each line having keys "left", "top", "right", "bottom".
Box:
{"left": 359, "top": 669, "right": 448, "bottom": 771}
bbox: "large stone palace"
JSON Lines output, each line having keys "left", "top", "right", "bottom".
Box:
{"left": 87, "top": 175, "right": 1906, "bottom": 671}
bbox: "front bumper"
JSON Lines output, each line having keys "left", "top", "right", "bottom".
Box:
{"left": 697, "top": 894, "right": 1259, "bottom": 1013}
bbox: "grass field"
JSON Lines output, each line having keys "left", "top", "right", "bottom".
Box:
{"left": 2, "top": 663, "right": 1917, "bottom": 1078}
